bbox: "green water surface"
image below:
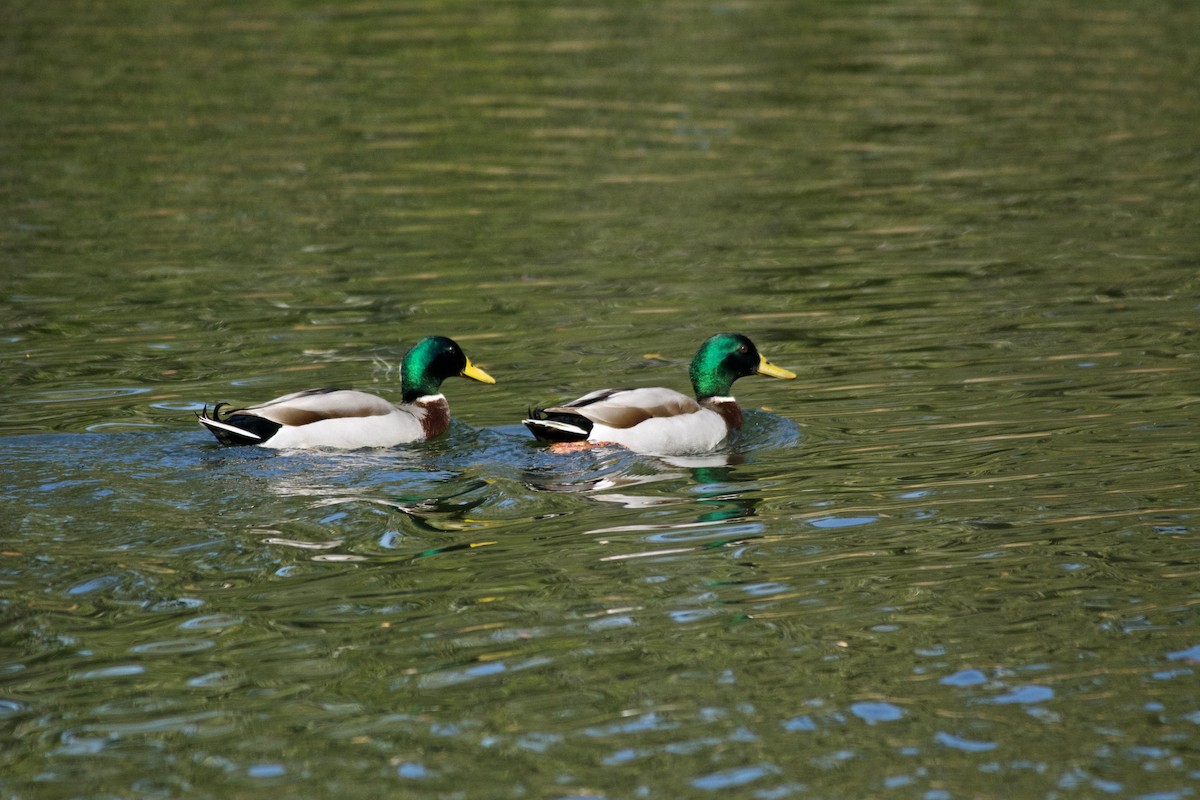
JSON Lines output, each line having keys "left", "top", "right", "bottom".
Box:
{"left": 2, "top": 1, "right": 1197, "bottom": 798}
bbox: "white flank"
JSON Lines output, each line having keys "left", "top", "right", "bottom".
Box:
{"left": 590, "top": 408, "right": 729, "bottom": 455}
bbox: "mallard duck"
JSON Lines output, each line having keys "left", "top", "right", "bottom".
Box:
{"left": 198, "top": 335, "right": 495, "bottom": 449}
{"left": 523, "top": 332, "right": 795, "bottom": 455}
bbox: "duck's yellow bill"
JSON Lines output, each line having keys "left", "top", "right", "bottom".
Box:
{"left": 757, "top": 355, "right": 796, "bottom": 380}
{"left": 461, "top": 360, "right": 496, "bottom": 384}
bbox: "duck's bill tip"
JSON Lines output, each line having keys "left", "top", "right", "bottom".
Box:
{"left": 756, "top": 357, "right": 796, "bottom": 380}
{"left": 461, "top": 362, "right": 496, "bottom": 384}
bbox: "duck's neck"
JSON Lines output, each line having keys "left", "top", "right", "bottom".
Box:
{"left": 701, "top": 395, "right": 743, "bottom": 431}
{"left": 414, "top": 394, "right": 450, "bottom": 439}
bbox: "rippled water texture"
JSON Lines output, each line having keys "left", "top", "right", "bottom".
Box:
{"left": 2, "top": 1, "right": 1198, "bottom": 798}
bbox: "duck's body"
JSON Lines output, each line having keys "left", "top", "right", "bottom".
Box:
{"left": 526, "top": 387, "right": 740, "bottom": 454}
{"left": 199, "top": 389, "right": 451, "bottom": 449}
{"left": 199, "top": 336, "right": 494, "bottom": 449}
{"left": 524, "top": 333, "right": 794, "bottom": 456}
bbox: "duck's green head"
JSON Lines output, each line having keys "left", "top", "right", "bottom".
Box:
{"left": 401, "top": 336, "right": 495, "bottom": 402}
{"left": 688, "top": 333, "right": 796, "bottom": 399}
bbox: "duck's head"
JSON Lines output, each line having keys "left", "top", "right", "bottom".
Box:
{"left": 401, "top": 336, "right": 495, "bottom": 402}
{"left": 688, "top": 332, "right": 796, "bottom": 399}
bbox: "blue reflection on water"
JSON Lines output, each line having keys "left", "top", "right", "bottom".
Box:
{"left": 988, "top": 685, "right": 1054, "bottom": 705}
{"left": 851, "top": 702, "right": 905, "bottom": 723}
{"left": 691, "top": 763, "right": 778, "bottom": 790}
{"left": 395, "top": 762, "right": 428, "bottom": 779}
{"left": 1167, "top": 644, "right": 1200, "bottom": 662}
{"left": 940, "top": 669, "right": 988, "bottom": 687}
{"left": 935, "top": 732, "right": 997, "bottom": 753}
{"left": 809, "top": 515, "right": 878, "bottom": 529}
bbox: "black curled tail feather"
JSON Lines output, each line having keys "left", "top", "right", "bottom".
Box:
{"left": 197, "top": 402, "right": 281, "bottom": 447}
{"left": 199, "top": 402, "right": 230, "bottom": 422}
{"left": 196, "top": 402, "right": 232, "bottom": 427}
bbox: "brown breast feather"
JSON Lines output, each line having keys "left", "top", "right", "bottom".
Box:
{"left": 704, "top": 397, "right": 743, "bottom": 431}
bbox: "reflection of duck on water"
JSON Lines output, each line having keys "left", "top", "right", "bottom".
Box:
{"left": 525, "top": 446, "right": 759, "bottom": 531}
{"left": 590, "top": 470, "right": 760, "bottom": 528}
{"left": 588, "top": 478, "right": 764, "bottom": 554}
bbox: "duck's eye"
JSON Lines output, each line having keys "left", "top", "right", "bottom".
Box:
{"left": 738, "top": 345, "right": 749, "bottom": 354}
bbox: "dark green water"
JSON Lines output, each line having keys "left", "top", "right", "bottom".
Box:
{"left": 2, "top": 1, "right": 1198, "bottom": 798}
